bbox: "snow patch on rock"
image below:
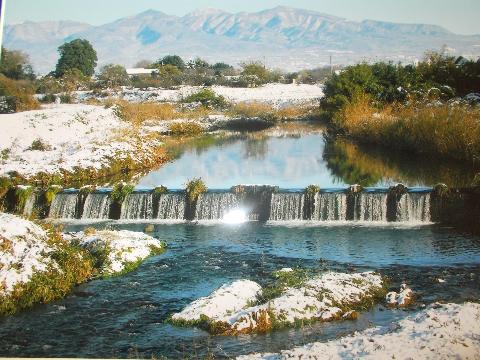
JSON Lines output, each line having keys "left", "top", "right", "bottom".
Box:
{"left": 386, "top": 283, "right": 414, "bottom": 307}
{"left": 172, "top": 271, "right": 385, "bottom": 334}
{"left": 171, "top": 280, "right": 262, "bottom": 322}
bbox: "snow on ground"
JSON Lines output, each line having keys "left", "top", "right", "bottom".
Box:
{"left": 0, "top": 212, "right": 53, "bottom": 295}
{"left": 76, "top": 83, "right": 324, "bottom": 108}
{"left": 63, "top": 230, "right": 165, "bottom": 275}
{"left": 239, "top": 302, "right": 480, "bottom": 360}
{"left": 172, "top": 271, "right": 384, "bottom": 334}
{"left": 0, "top": 104, "right": 160, "bottom": 178}
{"left": 212, "top": 84, "right": 324, "bottom": 108}
{"left": 171, "top": 280, "right": 262, "bottom": 322}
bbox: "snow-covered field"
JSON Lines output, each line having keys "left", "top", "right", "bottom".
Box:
{"left": 172, "top": 271, "right": 385, "bottom": 334}
{"left": 0, "top": 104, "right": 160, "bottom": 178}
{"left": 239, "top": 302, "right": 480, "bottom": 360}
{"left": 0, "top": 212, "right": 55, "bottom": 296}
{"left": 77, "top": 83, "right": 324, "bottom": 108}
{"left": 64, "top": 229, "right": 165, "bottom": 275}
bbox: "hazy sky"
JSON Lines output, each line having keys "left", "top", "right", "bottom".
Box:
{"left": 5, "top": 0, "right": 480, "bottom": 35}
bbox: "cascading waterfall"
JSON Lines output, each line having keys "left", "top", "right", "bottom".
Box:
{"left": 82, "top": 193, "right": 111, "bottom": 219}
{"left": 49, "top": 193, "right": 79, "bottom": 219}
{"left": 120, "top": 193, "right": 153, "bottom": 219}
{"left": 39, "top": 187, "right": 434, "bottom": 223}
{"left": 356, "top": 193, "right": 388, "bottom": 221}
{"left": 397, "top": 192, "right": 431, "bottom": 222}
{"left": 23, "top": 192, "right": 37, "bottom": 217}
{"left": 156, "top": 193, "right": 186, "bottom": 220}
{"left": 313, "top": 192, "right": 347, "bottom": 221}
{"left": 195, "top": 193, "right": 239, "bottom": 220}
{"left": 269, "top": 193, "right": 304, "bottom": 220}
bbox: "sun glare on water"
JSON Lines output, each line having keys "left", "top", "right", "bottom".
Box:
{"left": 222, "top": 209, "right": 248, "bottom": 224}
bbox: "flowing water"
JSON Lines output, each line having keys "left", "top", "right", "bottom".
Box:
{"left": 1, "top": 222, "right": 479, "bottom": 358}
{"left": 2, "top": 124, "right": 479, "bottom": 358}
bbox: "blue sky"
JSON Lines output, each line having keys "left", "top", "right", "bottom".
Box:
{"left": 5, "top": 0, "right": 480, "bottom": 35}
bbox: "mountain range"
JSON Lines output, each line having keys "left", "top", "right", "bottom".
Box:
{"left": 4, "top": 6, "right": 480, "bottom": 74}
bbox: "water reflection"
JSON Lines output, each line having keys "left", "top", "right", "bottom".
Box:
{"left": 137, "top": 123, "right": 476, "bottom": 189}
{"left": 323, "top": 138, "right": 477, "bottom": 188}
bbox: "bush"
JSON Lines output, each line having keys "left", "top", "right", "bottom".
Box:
{"left": 111, "top": 182, "right": 134, "bottom": 204}
{"left": 0, "top": 75, "right": 39, "bottom": 113}
{"left": 98, "top": 64, "right": 130, "bottom": 88}
{"left": 183, "top": 88, "right": 228, "bottom": 109}
{"left": 185, "top": 178, "right": 207, "bottom": 202}
{"left": 27, "top": 138, "right": 51, "bottom": 151}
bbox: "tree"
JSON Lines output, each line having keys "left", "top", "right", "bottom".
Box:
{"left": 240, "top": 61, "right": 270, "bottom": 85}
{"left": 61, "top": 69, "right": 91, "bottom": 93}
{"left": 55, "top": 39, "right": 97, "bottom": 78}
{"left": 155, "top": 55, "right": 185, "bottom": 70}
{"left": 98, "top": 64, "right": 130, "bottom": 88}
{"left": 0, "top": 47, "right": 35, "bottom": 81}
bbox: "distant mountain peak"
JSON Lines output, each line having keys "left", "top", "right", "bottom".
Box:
{"left": 4, "top": 7, "right": 479, "bottom": 74}
{"left": 186, "top": 8, "right": 229, "bottom": 17}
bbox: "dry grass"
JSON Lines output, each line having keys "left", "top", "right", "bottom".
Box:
{"left": 105, "top": 99, "right": 215, "bottom": 126}
{"left": 113, "top": 100, "right": 179, "bottom": 125}
{"left": 229, "top": 101, "right": 314, "bottom": 121}
{"left": 169, "top": 122, "right": 204, "bottom": 136}
{"left": 341, "top": 96, "right": 480, "bottom": 166}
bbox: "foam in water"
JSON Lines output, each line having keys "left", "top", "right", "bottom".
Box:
{"left": 313, "top": 193, "right": 347, "bottom": 221}
{"left": 82, "top": 193, "right": 111, "bottom": 219}
{"left": 269, "top": 193, "right": 304, "bottom": 220}
{"left": 195, "top": 193, "right": 239, "bottom": 220}
{"left": 397, "top": 193, "right": 431, "bottom": 222}
{"left": 49, "top": 193, "right": 79, "bottom": 219}
{"left": 121, "top": 193, "right": 153, "bottom": 219}
{"left": 156, "top": 193, "right": 186, "bottom": 220}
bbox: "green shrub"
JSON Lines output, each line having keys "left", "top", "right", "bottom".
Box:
{"left": 183, "top": 88, "right": 227, "bottom": 109}
{"left": 304, "top": 185, "right": 320, "bottom": 195}
{"left": 185, "top": 178, "right": 207, "bottom": 202}
{"left": 111, "top": 182, "right": 134, "bottom": 204}
{"left": 153, "top": 185, "right": 168, "bottom": 195}
{"left": 27, "top": 138, "right": 51, "bottom": 151}
{"left": 14, "top": 185, "right": 33, "bottom": 213}
{"left": 45, "top": 185, "right": 63, "bottom": 206}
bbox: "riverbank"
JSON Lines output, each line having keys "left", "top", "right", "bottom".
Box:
{"left": 335, "top": 95, "right": 480, "bottom": 172}
{"left": 0, "top": 213, "right": 165, "bottom": 314}
{"left": 0, "top": 83, "right": 324, "bottom": 187}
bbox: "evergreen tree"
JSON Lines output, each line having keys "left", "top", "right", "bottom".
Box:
{"left": 55, "top": 39, "right": 97, "bottom": 77}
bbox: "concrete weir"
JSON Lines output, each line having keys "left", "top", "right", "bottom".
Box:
{"left": 3, "top": 183, "right": 479, "bottom": 231}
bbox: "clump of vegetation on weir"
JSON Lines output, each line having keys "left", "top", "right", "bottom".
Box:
{"left": 14, "top": 185, "right": 33, "bottom": 213}
{"left": 110, "top": 182, "right": 134, "bottom": 204}
{"left": 185, "top": 178, "right": 207, "bottom": 203}
{"left": 304, "top": 185, "right": 320, "bottom": 195}
{"left": 322, "top": 51, "right": 480, "bottom": 167}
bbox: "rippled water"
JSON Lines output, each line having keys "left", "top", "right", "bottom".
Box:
{"left": 1, "top": 222, "right": 479, "bottom": 358}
